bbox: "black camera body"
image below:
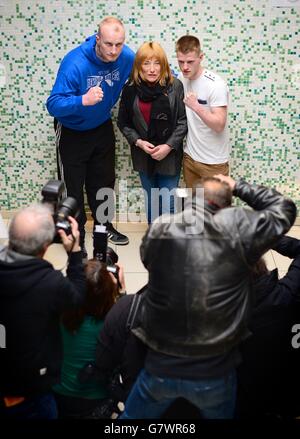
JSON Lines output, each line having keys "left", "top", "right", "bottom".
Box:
{"left": 93, "top": 225, "right": 120, "bottom": 284}
{"left": 41, "top": 180, "right": 78, "bottom": 240}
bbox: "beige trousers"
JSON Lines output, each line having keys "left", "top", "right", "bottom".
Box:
{"left": 183, "top": 153, "right": 229, "bottom": 189}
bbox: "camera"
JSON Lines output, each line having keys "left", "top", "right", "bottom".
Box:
{"left": 41, "top": 180, "right": 78, "bottom": 241}
{"left": 93, "top": 225, "right": 120, "bottom": 286}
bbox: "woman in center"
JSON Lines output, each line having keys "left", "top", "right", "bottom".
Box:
{"left": 118, "top": 42, "right": 187, "bottom": 223}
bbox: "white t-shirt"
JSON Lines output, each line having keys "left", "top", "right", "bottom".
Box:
{"left": 179, "top": 69, "right": 230, "bottom": 164}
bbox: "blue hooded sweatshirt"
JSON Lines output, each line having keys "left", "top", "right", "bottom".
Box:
{"left": 46, "top": 35, "right": 135, "bottom": 131}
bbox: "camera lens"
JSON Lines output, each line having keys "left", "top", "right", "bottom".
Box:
{"left": 57, "top": 197, "right": 78, "bottom": 221}
{"left": 41, "top": 180, "right": 78, "bottom": 243}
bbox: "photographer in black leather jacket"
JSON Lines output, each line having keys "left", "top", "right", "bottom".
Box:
{"left": 120, "top": 176, "right": 297, "bottom": 419}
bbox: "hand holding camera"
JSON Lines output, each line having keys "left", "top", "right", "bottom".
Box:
{"left": 107, "top": 262, "right": 126, "bottom": 294}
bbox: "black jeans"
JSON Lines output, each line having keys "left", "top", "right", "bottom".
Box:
{"left": 55, "top": 118, "right": 116, "bottom": 244}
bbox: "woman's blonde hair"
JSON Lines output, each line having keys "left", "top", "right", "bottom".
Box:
{"left": 131, "top": 41, "right": 174, "bottom": 86}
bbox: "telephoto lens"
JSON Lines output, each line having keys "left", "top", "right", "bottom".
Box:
{"left": 41, "top": 179, "right": 78, "bottom": 242}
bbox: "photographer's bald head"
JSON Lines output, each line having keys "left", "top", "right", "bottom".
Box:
{"left": 8, "top": 203, "right": 81, "bottom": 258}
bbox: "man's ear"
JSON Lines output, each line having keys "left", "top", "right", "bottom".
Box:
{"left": 199, "top": 52, "right": 204, "bottom": 62}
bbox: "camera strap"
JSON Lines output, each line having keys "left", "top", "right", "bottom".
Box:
{"left": 126, "top": 294, "right": 142, "bottom": 331}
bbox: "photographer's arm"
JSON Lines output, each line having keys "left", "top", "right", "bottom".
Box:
{"left": 272, "top": 236, "right": 300, "bottom": 259}
{"left": 219, "top": 178, "right": 296, "bottom": 264}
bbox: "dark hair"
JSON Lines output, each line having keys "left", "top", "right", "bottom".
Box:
{"left": 193, "top": 177, "right": 232, "bottom": 209}
{"left": 61, "top": 259, "right": 119, "bottom": 333}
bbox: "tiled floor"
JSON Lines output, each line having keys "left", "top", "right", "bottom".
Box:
{"left": 1, "top": 216, "right": 300, "bottom": 293}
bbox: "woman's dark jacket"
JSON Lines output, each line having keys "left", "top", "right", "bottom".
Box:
{"left": 117, "top": 78, "right": 187, "bottom": 176}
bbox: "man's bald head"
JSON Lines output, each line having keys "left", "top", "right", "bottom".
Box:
{"left": 9, "top": 204, "right": 55, "bottom": 256}
{"left": 98, "top": 16, "right": 124, "bottom": 35}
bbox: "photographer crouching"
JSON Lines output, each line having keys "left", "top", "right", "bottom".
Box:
{"left": 0, "top": 203, "right": 86, "bottom": 419}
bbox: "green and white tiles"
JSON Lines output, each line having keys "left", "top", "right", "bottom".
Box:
{"left": 0, "top": 1, "right": 299, "bottom": 213}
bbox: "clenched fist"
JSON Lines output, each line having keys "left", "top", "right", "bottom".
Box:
{"left": 82, "top": 86, "right": 104, "bottom": 106}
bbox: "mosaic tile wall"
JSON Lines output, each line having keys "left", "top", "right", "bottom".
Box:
{"left": 0, "top": 0, "right": 299, "bottom": 216}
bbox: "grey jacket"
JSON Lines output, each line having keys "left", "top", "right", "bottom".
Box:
{"left": 117, "top": 78, "right": 187, "bottom": 176}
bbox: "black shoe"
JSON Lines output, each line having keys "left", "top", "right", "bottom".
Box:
{"left": 107, "top": 224, "right": 129, "bottom": 245}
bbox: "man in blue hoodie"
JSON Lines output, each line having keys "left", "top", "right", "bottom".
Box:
{"left": 46, "top": 17, "right": 135, "bottom": 255}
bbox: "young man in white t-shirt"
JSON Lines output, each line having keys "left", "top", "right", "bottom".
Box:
{"left": 176, "top": 35, "right": 230, "bottom": 189}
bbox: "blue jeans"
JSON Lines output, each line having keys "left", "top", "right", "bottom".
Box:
{"left": 121, "top": 369, "right": 236, "bottom": 419}
{"left": 139, "top": 172, "right": 180, "bottom": 223}
{"left": 1, "top": 393, "right": 58, "bottom": 419}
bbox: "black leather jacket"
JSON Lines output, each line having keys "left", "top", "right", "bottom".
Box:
{"left": 133, "top": 179, "right": 297, "bottom": 358}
